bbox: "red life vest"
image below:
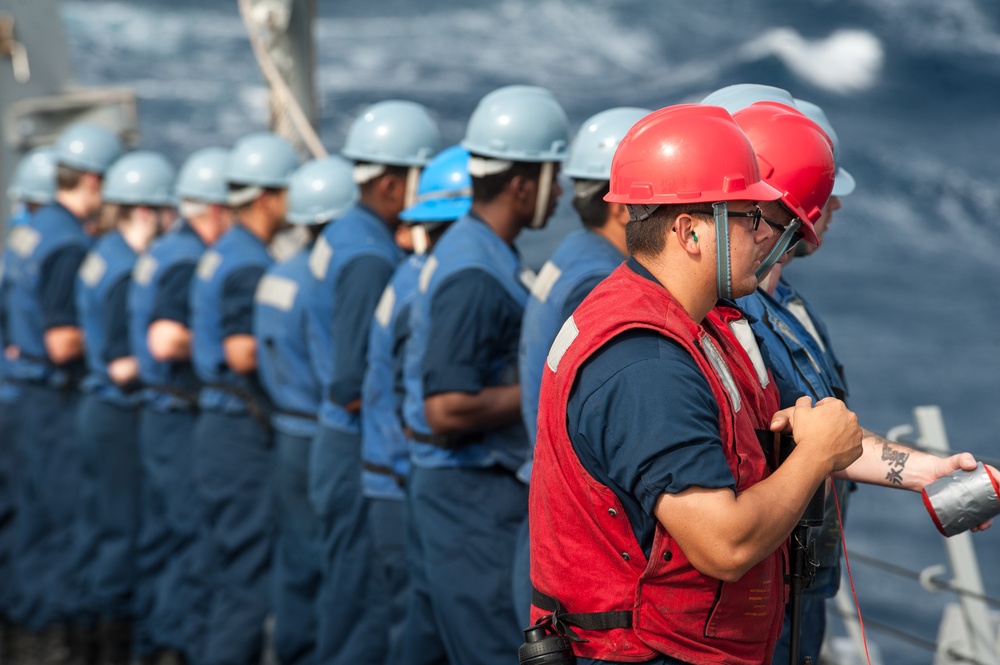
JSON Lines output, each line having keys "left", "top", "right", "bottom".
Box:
{"left": 529, "top": 264, "right": 786, "bottom": 665}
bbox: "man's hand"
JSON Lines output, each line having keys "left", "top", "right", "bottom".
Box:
{"left": 771, "top": 396, "right": 862, "bottom": 475}
{"left": 923, "top": 455, "right": 998, "bottom": 532}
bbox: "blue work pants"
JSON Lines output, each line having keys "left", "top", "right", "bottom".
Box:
{"left": 407, "top": 465, "right": 526, "bottom": 665}
{"left": 308, "top": 425, "right": 385, "bottom": 665}
{"left": 271, "top": 429, "right": 321, "bottom": 665}
{"left": 9, "top": 383, "right": 82, "bottom": 630}
{"left": 76, "top": 394, "right": 140, "bottom": 619}
{"left": 193, "top": 409, "right": 273, "bottom": 665}
{"left": 511, "top": 514, "right": 531, "bottom": 631}
{"left": 134, "top": 405, "right": 206, "bottom": 658}
{"left": 0, "top": 396, "right": 20, "bottom": 617}
{"left": 393, "top": 481, "right": 448, "bottom": 665}
{"left": 368, "top": 497, "right": 407, "bottom": 660}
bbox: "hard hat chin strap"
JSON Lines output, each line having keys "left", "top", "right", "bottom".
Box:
{"left": 713, "top": 202, "right": 732, "bottom": 300}
{"left": 754, "top": 218, "right": 802, "bottom": 282}
{"left": 528, "top": 162, "right": 554, "bottom": 230}
{"left": 411, "top": 224, "right": 429, "bottom": 255}
{"left": 404, "top": 166, "right": 421, "bottom": 210}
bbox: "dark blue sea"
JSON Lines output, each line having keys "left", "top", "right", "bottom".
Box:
{"left": 61, "top": 1, "right": 1000, "bottom": 662}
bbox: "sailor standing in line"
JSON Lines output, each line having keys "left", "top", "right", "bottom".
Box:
{"left": 74, "top": 151, "right": 176, "bottom": 665}
{"left": 4, "top": 123, "right": 122, "bottom": 661}
{"left": 128, "top": 147, "right": 232, "bottom": 665}
{"left": 189, "top": 132, "right": 298, "bottom": 665}
{"left": 513, "top": 107, "right": 648, "bottom": 627}
{"left": 303, "top": 100, "right": 438, "bottom": 665}
{"left": 364, "top": 145, "right": 473, "bottom": 664}
{"left": 0, "top": 146, "right": 56, "bottom": 655}
{"left": 253, "top": 156, "right": 357, "bottom": 665}
{"left": 400, "top": 85, "right": 568, "bottom": 665}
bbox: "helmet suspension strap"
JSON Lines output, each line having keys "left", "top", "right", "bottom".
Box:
{"left": 529, "top": 162, "right": 555, "bottom": 229}
{"left": 404, "top": 166, "right": 422, "bottom": 209}
{"left": 713, "top": 202, "right": 733, "bottom": 300}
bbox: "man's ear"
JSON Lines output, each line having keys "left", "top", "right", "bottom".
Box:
{"left": 610, "top": 202, "right": 630, "bottom": 228}
{"left": 673, "top": 212, "right": 702, "bottom": 255}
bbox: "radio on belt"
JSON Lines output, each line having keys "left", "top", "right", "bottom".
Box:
{"left": 922, "top": 462, "right": 1000, "bottom": 537}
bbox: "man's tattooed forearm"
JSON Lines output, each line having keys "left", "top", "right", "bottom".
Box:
{"left": 879, "top": 438, "right": 910, "bottom": 485}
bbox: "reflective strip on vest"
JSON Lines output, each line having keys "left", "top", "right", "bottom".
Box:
{"left": 9, "top": 226, "right": 40, "bottom": 257}
{"left": 701, "top": 334, "right": 741, "bottom": 413}
{"left": 133, "top": 253, "right": 157, "bottom": 287}
{"left": 728, "top": 318, "right": 770, "bottom": 389}
{"left": 197, "top": 250, "right": 222, "bottom": 281}
{"left": 546, "top": 315, "right": 578, "bottom": 373}
{"left": 255, "top": 273, "right": 299, "bottom": 312}
{"left": 770, "top": 314, "right": 824, "bottom": 377}
{"left": 79, "top": 252, "right": 107, "bottom": 288}
{"left": 786, "top": 298, "right": 826, "bottom": 352}
{"left": 531, "top": 260, "right": 562, "bottom": 304}
{"left": 374, "top": 284, "right": 396, "bottom": 329}
{"left": 309, "top": 234, "right": 333, "bottom": 280}
{"left": 418, "top": 255, "right": 438, "bottom": 294}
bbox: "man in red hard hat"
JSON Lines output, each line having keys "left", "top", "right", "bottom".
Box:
{"left": 527, "top": 104, "right": 863, "bottom": 665}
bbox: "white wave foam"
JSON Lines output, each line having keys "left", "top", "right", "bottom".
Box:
{"left": 741, "top": 28, "right": 884, "bottom": 94}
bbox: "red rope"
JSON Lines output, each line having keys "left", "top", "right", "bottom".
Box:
{"left": 834, "top": 484, "right": 872, "bottom": 665}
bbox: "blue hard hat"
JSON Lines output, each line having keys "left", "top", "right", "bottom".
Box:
{"left": 175, "top": 147, "right": 230, "bottom": 204}
{"left": 792, "top": 98, "right": 856, "bottom": 197}
{"left": 226, "top": 132, "right": 300, "bottom": 188}
{"left": 700, "top": 83, "right": 796, "bottom": 114}
{"left": 563, "top": 107, "right": 652, "bottom": 181}
{"left": 400, "top": 145, "right": 472, "bottom": 223}
{"left": 53, "top": 123, "right": 124, "bottom": 174}
{"left": 341, "top": 100, "right": 441, "bottom": 167}
{"left": 287, "top": 156, "right": 358, "bottom": 225}
{"left": 462, "top": 85, "right": 569, "bottom": 163}
{"left": 102, "top": 151, "right": 177, "bottom": 206}
{"left": 7, "top": 146, "right": 56, "bottom": 205}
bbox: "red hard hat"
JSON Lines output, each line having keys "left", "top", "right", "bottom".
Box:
{"left": 732, "top": 101, "right": 836, "bottom": 247}
{"left": 604, "top": 104, "right": 781, "bottom": 207}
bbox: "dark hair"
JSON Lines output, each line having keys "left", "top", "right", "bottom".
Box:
{"left": 625, "top": 203, "right": 699, "bottom": 257}
{"left": 571, "top": 180, "right": 610, "bottom": 229}
{"left": 357, "top": 163, "right": 409, "bottom": 196}
{"left": 56, "top": 164, "right": 86, "bottom": 191}
{"left": 470, "top": 158, "right": 542, "bottom": 204}
{"left": 227, "top": 183, "right": 283, "bottom": 216}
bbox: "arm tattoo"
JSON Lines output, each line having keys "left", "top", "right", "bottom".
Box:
{"left": 877, "top": 436, "right": 911, "bottom": 486}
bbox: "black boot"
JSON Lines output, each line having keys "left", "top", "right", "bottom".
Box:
{"left": 96, "top": 620, "right": 131, "bottom": 665}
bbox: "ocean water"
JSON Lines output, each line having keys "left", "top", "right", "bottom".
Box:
{"left": 60, "top": 1, "right": 1000, "bottom": 662}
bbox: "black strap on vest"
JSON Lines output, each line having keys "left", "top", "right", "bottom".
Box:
{"left": 362, "top": 461, "right": 406, "bottom": 489}
{"left": 756, "top": 428, "right": 779, "bottom": 472}
{"left": 531, "top": 587, "right": 631, "bottom": 642}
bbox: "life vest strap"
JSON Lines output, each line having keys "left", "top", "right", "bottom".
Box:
{"left": 531, "top": 587, "right": 632, "bottom": 642}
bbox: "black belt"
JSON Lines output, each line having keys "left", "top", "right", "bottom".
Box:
{"left": 206, "top": 383, "right": 272, "bottom": 433}
{"left": 362, "top": 461, "right": 406, "bottom": 489}
{"left": 145, "top": 383, "right": 200, "bottom": 409}
{"left": 531, "top": 587, "right": 631, "bottom": 642}
{"left": 277, "top": 409, "right": 317, "bottom": 422}
{"left": 407, "top": 427, "right": 483, "bottom": 450}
